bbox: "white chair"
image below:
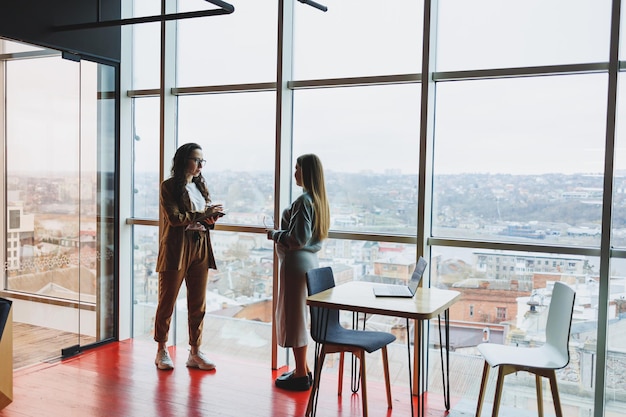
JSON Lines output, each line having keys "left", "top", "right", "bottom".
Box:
{"left": 475, "top": 281, "right": 576, "bottom": 417}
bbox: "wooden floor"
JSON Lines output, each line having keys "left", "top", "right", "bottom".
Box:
{"left": 12, "top": 322, "right": 95, "bottom": 370}
{"left": 0, "top": 339, "right": 463, "bottom": 417}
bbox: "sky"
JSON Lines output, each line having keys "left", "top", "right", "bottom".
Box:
{"left": 130, "top": 0, "right": 625, "bottom": 176}
{"left": 5, "top": 56, "right": 100, "bottom": 174}
{"left": 4, "top": 0, "right": 625, "bottom": 176}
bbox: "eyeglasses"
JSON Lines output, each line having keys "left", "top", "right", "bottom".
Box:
{"left": 188, "top": 158, "right": 207, "bottom": 166}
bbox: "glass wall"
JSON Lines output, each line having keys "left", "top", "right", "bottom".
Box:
{"left": 292, "top": 0, "right": 423, "bottom": 79}
{"left": 608, "top": 69, "right": 626, "bottom": 415}
{"left": 177, "top": 92, "right": 277, "bottom": 223}
{"left": 125, "top": 0, "right": 626, "bottom": 415}
{"left": 292, "top": 84, "right": 421, "bottom": 235}
{"left": 129, "top": 0, "right": 279, "bottom": 354}
{"left": 132, "top": 96, "right": 160, "bottom": 219}
{"left": 435, "top": 1, "right": 611, "bottom": 71}
{"left": 1, "top": 39, "right": 118, "bottom": 366}
{"left": 177, "top": 0, "right": 277, "bottom": 86}
{"left": 432, "top": 74, "right": 608, "bottom": 246}
{"left": 429, "top": 246, "right": 601, "bottom": 414}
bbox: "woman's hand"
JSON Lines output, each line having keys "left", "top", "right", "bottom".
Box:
{"left": 204, "top": 216, "right": 218, "bottom": 226}
{"left": 201, "top": 204, "right": 224, "bottom": 225}
{"left": 205, "top": 204, "right": 224, "bottom": 215}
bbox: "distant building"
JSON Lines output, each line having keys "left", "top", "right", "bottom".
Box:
{"left": 449, "top": 286, "right": 529, "bottom": 325}
{"left": 473, "top": 250, "right": 588, "bottom": 281}
{"left": 373, "top": 255, "right": 416, "bottom": 283}
{"left": 500, "top": 224, "right": 545, "bottom": 239}
{"left": 6, "top": 204, "right": 34, "bottom": 271}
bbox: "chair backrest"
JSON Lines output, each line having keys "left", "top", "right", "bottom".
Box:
{"left": 545, "top": 281, "right": 576, "bottom": 367}
{"left": 0, "top": 298, "right": 11, "bottom": 342}
{"left": 306, "top": 267, "right": 340, "bottom": 343}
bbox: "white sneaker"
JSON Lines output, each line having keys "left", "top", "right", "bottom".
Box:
{"left": 155, "top": 349, "right": 174, "bottom": 370}
{"left": 186, "top": 351, "right": 216, "bottom": 370}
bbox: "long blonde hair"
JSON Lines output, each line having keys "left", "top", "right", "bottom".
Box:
{"left": 297, "top": 154, "right": 330, "bottom": 240}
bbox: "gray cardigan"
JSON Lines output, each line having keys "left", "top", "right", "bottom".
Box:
{"left": 269, "top": 192, "right": 322, "bottom": 253}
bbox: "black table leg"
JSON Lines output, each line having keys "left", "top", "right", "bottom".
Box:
{"left": 437, "top": 309, "right": 451, "bottom": 410}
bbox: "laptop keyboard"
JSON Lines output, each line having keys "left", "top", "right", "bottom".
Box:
{"left": 382, "top": 285, "right": 409, "bottom": 296}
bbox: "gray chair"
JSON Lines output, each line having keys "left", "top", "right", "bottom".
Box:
{"left": 475, "top": 281, "right": 576, "bottom": 417}
{"left": 305, "top": 267, "right": 396, "bottom": 417}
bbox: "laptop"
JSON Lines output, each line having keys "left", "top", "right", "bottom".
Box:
{"left": 373, "top": 257, "right": 427, "bottom": 298}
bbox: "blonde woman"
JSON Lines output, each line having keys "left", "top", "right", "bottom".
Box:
{"left": 268, "top": 154, "right": 330, "bottom": 391}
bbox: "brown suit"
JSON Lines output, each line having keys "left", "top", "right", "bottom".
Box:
{"left": 156, "top": 177, "right": 216, "bottom": 272}
{"left": 154, "top": 177, "right": 217, "bottom": 347}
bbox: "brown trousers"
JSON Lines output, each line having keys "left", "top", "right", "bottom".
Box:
{"left": 154, "top": 230, "right": 211, "bottom": 347}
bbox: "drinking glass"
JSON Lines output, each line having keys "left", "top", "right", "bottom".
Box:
{"left": 263, "top": 215, "right": 275, "bottom": 229}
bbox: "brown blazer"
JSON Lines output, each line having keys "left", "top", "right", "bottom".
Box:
{"left": 155, "top": 177, "right": 217, "bottom": 272}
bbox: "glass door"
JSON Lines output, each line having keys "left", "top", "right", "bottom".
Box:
{"left": 1, "top": 39, "right": 117, "bottom": 368}
{"left": 75, "top": 59, "right": 118, "bottom": 353}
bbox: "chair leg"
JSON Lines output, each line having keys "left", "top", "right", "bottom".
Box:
{"left": 475, "top": 361, "right": 490, "bottom": 417}
{"left": 338, "top": 351, "right": 345, "bottom": 396}
{"left": 359, "top": 351, "right": 368, "bottom": 417}
{"left": 306, "top": 349, "right": 327, "bottom": 417}
{"left": 381, "top": 346, "right": 392, "bottom": 409}
{"left": 547, "top": 371, "right": 564, "bottom": 417}
{"left": 535, "top": 374, "right": 544, "bottom": 417}
{"left": 491, "top": 366, "right": 507, "bottom": 417}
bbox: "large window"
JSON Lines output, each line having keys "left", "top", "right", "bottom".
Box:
{"left": 129, "top": 0, "right": 279, "bottom": 350}
{"left": 293, "top": 0, "right": 423, "bottom": 79}
{"left": 432, "top": 74, "right": 608, "bottom": 246}
{"left": 293, "top": 84, "right": 421, "bottom": 235}
{"left": 178, "top": 92, "right": 277, "bottom": 224}
{"left": 132, "top": 96, "right": 160, "bottom": 219}
{"left": 436, "top": 0, "right": 611, "bottom": 71}
{"left": 609, "top": 72, "right": 626, "bottom": 412}
{"left": 177, "top": 0, "right": 277, "bottom": 86}
{"left": 430, "top": 246, "right": 601, "bottom": 414}
{"left": 125, "top": 1, "right": 626, "bottom": 415}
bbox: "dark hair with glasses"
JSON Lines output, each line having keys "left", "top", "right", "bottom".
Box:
{"left": 170, "top": 143, "right": 211, "bottom": 202}
{"left": 188, "top": 157, "right": 207, "bottom": 166}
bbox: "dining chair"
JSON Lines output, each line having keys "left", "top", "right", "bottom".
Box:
{"left": 305, "top": 267, "right": 396, "bottom": 417}
{"left": 475, "top": 281, "right": 576, "bottom": 417}
{"left": 0, "top": 298, "right": 13, "bottom": 410}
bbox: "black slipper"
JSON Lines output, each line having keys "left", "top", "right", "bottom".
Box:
{"left": 275, "top": 373, "right": 311, "bottom": 391}
{"left": 277, "top": 370, "right": 312, "bottom": 383}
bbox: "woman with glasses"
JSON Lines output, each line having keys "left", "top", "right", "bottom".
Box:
{"left": 267, "top": 154, "right": 331, "bottom": 391}
{"left": 153, "top": 142, "right": 225, "bottom": 371}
